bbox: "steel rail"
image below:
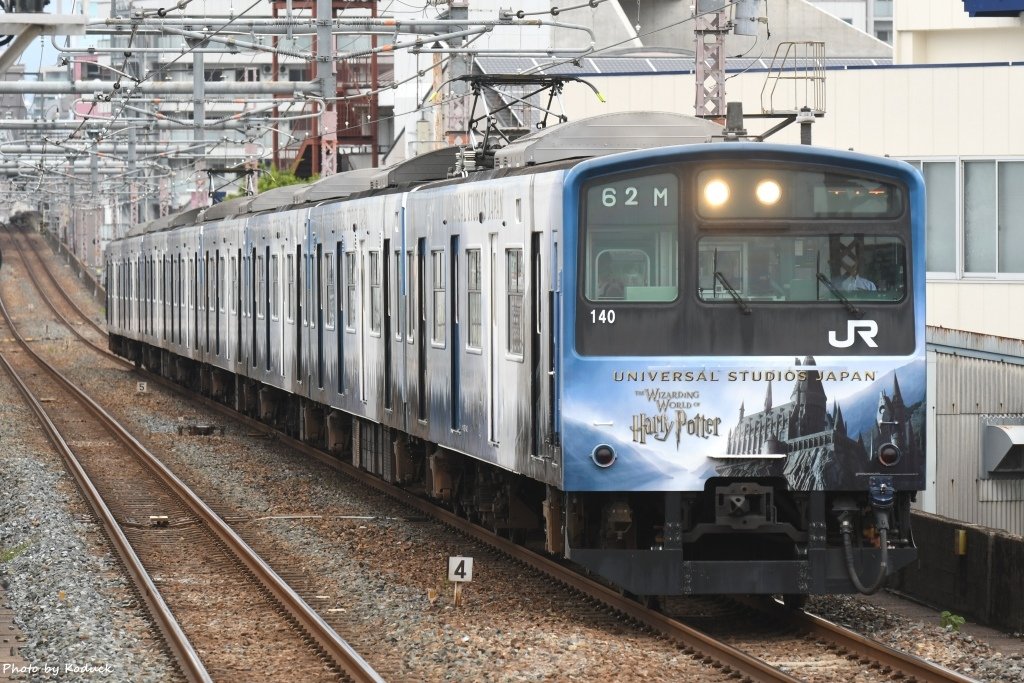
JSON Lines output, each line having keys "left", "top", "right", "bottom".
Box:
{"left": 6, "top": 235, "right": 385, "bottom": 683}
{"left": 790, "top": 608, "right": 979, "bottom": 683}
{"left": 27, "top": 228, "right": 976, "bottom": 683}
{"left": 131, "top": 376, "right": 799, "bottom": 683}
{"left": 189, "top": 388, "right": 986, "bottom": 683}
{"left": 10, "top": 229, "right": 108, "bottom": 337}
{"left": 0, "top": 292, "right": 212, "bottom": 683}
{"left": 5, "top": 227, "right": 126, "bottom": 363}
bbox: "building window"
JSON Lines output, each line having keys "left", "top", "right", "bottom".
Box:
{"left": 432, "top": 249, "right": 445, "bottom": 344}
{"left": 998, "top": 162, "right": 1024, "bottom": 273}
{"left": 467, "top": 249, "right": 482, "bottom": 349}
{"left": 909, "top": 161, "right": 956, "bottom": 274}
{"left": 909, "top": 158, "right": 1024, "bottom": 277}
{"left": 506, "top": 248, "right": 524, "bottom": 356}
{"left": 965, "top": 161, "right": 997, "bottom": 273}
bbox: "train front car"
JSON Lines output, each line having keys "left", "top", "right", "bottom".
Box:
{"left": 560, "top": 143, "right": 925, "bottom": 597}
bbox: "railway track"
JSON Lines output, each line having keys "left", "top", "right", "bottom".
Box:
{"left": 0, "top": 228, "right": 382, "bottom": 683}
{"left": 9, "top": 225, "right": 981, "bottom": 682}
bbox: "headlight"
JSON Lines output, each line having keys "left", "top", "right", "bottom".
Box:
{"left": 756, "top": 179, "right": 782, "bottom": 205}
{"left": 703, "top": 179, "right": 730, "bottom": 207}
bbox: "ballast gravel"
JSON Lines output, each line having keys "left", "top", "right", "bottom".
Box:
{"left": 2, "top": 229, "right": 1022, "bottom": 681}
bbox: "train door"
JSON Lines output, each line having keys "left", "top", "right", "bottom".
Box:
{"left": 205, "top": 251, "right": 212, "bottom": 354}
{"left": 358, "top": 238, "right": 366, "bottom": 402}
{"left": 449, "top": 236, "right": 460, "bottom": 430}
{"left": 193, "top": 252, "right": 200, "bottom": 353}
{"left": 316, "top": 242, "right": 324, "bottom": 389}
{"left": 416, "top": 238, "right": 426, "bottom": 421}
{"left": 489, "top": 234, "right": 499, "bottom": 443}
{"left": 147, "top": 256, "right": 153, "bottom": 338}
{"left": 250, "top": 246, "right": 257, "bottom": 368}
{"left": 264, "top": 245, "right": 271, "bottom": 373}
{"left": 342, "top": 242, "right": 350, "bottom": 397}
{"left": 530, "top": 232, "right": 543, "bottom": 455}
{"left": 271, "top": 250, "right": 280, "bottom": 376}
{"left": 162, "top": 255, "right": 168, "bottom": 342}
{"left": 322, "top": 244, "right": 336, "bottom": 392}
{"left": 216, "top": 250, "right": 222, "bottom": 357}
{"left": 383, "top": 239, "right": 393, "bottom": 412}
{"left": 295, "top": 244, "right": 303, "bottom": 384}
{"left": 234, "top": 249, "right": 242, "bottom": 364}
{"left": 177, "top": 255, "right": 183, "bottom": 347}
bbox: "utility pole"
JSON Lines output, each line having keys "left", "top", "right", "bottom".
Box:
{"left": 317, "top": 0, "right": 338, "bottom": 177}
{"left": 694, "top": 0, "right": 760, "bottom": 121}
{"left": 193, "top": 47, "right": 209, "bottom": 207}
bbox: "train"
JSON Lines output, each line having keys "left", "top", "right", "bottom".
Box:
{"left": 105, "top": 111, "right": 926, "bottom": 600}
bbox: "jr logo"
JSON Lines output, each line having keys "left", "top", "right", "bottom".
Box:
{"left": 828, "top": 320, "right": 879, "bottom": 348}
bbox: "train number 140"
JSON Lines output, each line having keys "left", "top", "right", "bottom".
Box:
{"left": 590, "top": 309, "right": 616, "bottom": 324}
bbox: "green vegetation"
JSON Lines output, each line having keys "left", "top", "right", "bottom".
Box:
{"left": 228, "top": 166, "right": 317, "bottom": 199}
{"left": 1, "top": 540, "right": 33, "bottom": 564}
{"left": 941, "top": 610, "right": 966, "bottom": 632}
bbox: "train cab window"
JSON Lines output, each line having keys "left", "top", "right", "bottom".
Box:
{"left": 325, "top": 252, "right": 336, "bottom": 329}
{"left": 506, "top": 248, "right": 525, "bottom": 357}
{"left": 583, "top": 172, "right": 679, "bottom": 303}
{"left": 369, "top": 251, "right": 381, "bottom": 334}
{"left": 697, "top": 234, "right": 906, "bottom": 304}
{"left": 467, "top": 249, "right": 482, "bottom": 350}
{"left": 345, "top": 251, "right": 358, "bottom": 332}
{"left": 431, "top": 249, "right": 445, "bottom": 345}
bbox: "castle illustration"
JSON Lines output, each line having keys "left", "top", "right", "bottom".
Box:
{"left": 716, "top": 357, "right": 917, "bottom": 489}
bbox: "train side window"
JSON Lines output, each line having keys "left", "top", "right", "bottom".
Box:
{"left": 369, "top": 250, "right": 381, "bottom": 334}
{"left": 393, "top": 250, "right": 401, "bottom": 341}
{"left": 256, "top": 255, "right": 265, "bottom": 319}
{"left": 230, "top": 255, "right": 238, "bottom": 315}
{"left": 431, "top": 249, "right": 445, "bottom": 345}
{"left": 271, "top": 254, "right": 280, "bottom": 320}
{"left": 220, "top": 256, "right": 226, "bottom": 313}
{"left": 406, "top": 250, "right": 415, "bottom": 342}
{"left": 324, "top": 252, "right": 336, "bottom": 329}
{"left": 345, "top": 251, "right": 358, "bottom": 332}
{"left": 467, "top": 248, "right": 482, "bottom": 350}
{"left": 506, "top": 248, "right": 525, "bottom": 358}
{"left": 285, "top": 253, "right": 293, "bottom": 321}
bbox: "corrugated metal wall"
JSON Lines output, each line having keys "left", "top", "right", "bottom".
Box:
{"left": 931, "top": 329, "right": 1024, "bottom": 536}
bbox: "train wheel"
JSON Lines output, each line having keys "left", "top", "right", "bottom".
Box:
{"left": 782, "top": 594, "right": 808, "bottom": 610}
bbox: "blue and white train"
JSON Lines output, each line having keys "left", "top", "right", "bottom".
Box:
{"left": 106, "top": 112, "right": 926, "bottom": 598}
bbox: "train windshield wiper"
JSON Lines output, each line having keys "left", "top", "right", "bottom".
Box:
{"left": 816, "top": 272, "right": 862, "bottom": 317}
{"left": 715, "top": 271, "right": 751, "bottom": 314}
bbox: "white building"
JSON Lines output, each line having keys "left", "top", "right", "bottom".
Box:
{"left": 807, "top": 0, "right": 895, "bottom": 42}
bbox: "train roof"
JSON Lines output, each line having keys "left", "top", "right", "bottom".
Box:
{"left": 242, "top": 183, "right": 310, "bottom": 214}
{"left": 118, "top": 111, "right": 724, "bottom": 238}
{"left": 494, "top": 111, "right": 723, "bottom": 169}
{"left": 200, "top": 195, "right": 249, "bottom": 222}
